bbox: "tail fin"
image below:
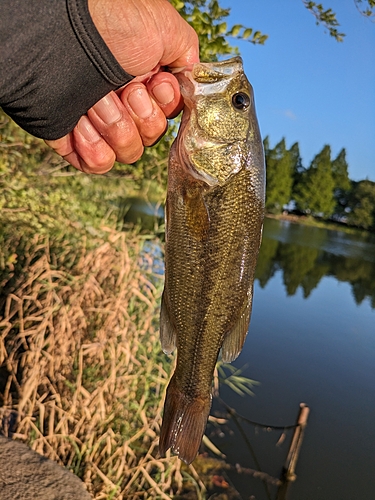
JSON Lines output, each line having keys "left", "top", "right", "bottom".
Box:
{"left": 159, "top": 376, "right": 212, "bottom": 464}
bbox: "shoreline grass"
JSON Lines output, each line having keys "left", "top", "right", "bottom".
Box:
{"left": 0, "top": 230, "right": 188, "bottom": 499}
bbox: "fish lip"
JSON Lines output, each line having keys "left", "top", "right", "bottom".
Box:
{"left": 168, "top": 65, "right": 194, "bottom": 75}
{"left": 172, "top": 71, "right": 196, "bottom": 109}
{"left": 173, "top": 57, "right": 245, "bottom": 103}
{"left": 169, "top": 56, "right": 243, "bottom": 76}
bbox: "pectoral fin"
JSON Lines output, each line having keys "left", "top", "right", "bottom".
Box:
{"left": 160, "top": 290, "right": 177, "bottom": 354}
{"left": 184, "top": 186, "right": 210, "bottom": 241}
{"left": 220, "top": 292, "right": 253, "bottom": 363}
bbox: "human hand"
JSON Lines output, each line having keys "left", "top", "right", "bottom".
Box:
{"left": 46, "top": 0, "right": 199, "bottom": 174}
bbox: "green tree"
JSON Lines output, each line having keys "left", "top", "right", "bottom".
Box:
{"left": 347, "top": 180, "right": 375, "bottom": 230}
{"left": 331, "top": 148, "right": 351, "bottom": 217}
{"left": 265, "top": 138, "right": 294, "bottom": 213}
{"left": 289, "top": 141, "right": 305, "bottom": 200}
{"left": 294, "top": 145, "right": 336, "bottom": 218}
{"left": 331, "top": 148, "right": 351, "bottom": 192}
{"left": 263, "top": 135, "right": 270, "bottom": 157}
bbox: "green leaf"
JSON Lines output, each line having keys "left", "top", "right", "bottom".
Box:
{"left": 218, "top": 22, "right": 227, "bottom": 34}
{"left": 243, "top": 28, "right": 253, "bottom": 39}
{"left": 229, "top": 24, "right": 242, "bottom": 37}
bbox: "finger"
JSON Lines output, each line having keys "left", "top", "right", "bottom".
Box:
{"left": 73, "top": 116, "right": 116, "bottom": 174}
{"left": 88, "top": 91, "right": 144, "bottom": 164}
{"left": 146, "top": 72, "right": 184, "bottom": 119}
{"left": 118, "top": 83, "right": 168, "bottom": 147}
{"left": 45, "top": 134, "right": 75, "bottom": 158}
{"left": 45, "top": 133, "right": 86, "bottom": 172}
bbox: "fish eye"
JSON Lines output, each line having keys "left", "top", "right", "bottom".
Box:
{"left": 232, "top": 92, "right": 250, "bottom": 111}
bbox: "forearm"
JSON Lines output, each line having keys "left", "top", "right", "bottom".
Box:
{"left": 0, "top": 0, "right": 133, "bottom": 140}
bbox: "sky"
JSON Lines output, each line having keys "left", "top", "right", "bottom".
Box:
{"left": 224, "top": 0, "right": 375, "bottom": 182}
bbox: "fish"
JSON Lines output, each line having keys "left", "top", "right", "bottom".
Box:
{"left": 159, "top": 56, "right": 265, "bottom": 465}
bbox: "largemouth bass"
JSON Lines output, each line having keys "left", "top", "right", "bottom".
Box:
{"left": 159, "top": 56, "right": 265, "bottom": 464}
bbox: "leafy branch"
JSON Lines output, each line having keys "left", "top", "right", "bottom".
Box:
{"left": 354, "top": 0, "right": 375, "bottom": 19}
{"left": 170, "top": 0, "right": 267, "bottom": 61}
{"left": 227, "top": 24, "right": 268, "bottom": 45}
{"left": 302, "top": 1, "right": 346, "bottom": 41}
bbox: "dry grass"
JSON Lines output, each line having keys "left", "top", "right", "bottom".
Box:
{"left": 0, "top": 229, "right": 191, "bottom": 499}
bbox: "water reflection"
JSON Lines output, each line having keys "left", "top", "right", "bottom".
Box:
{"left": 256, "top": 218, "right": 375, "bottom": 307}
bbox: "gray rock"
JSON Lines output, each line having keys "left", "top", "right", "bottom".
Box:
{"left": 0, "top": 435, "right": 91, "bottom": 500}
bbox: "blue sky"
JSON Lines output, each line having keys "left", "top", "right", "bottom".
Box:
{"left": 225, "top": 0, "right": 375, "bottom": 182}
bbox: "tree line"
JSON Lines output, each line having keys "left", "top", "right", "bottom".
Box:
{"left": 263, "top": 137, "right": 375, "bottom": 231}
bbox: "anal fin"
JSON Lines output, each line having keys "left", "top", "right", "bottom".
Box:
{"left": 160, "top": 290, "right": 177, "bottom": 355}
{"left": 221, "top": 293, "right": 253, "bottom": 363}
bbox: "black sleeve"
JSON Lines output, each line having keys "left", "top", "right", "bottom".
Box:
{"left": 0, "top": 0, "right": 134, "bottom": 140}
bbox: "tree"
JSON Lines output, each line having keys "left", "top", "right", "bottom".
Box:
{"left": 265, "top": 138, "right": 294, "bottom": 213}
{"left": 263, "top": 136, "right": 270, "bottom": 157}
{"left": 331, "top": 148, "right": 351, "bottom": 217}
{"left": 294, "top": 145, "right": 336, "bottom": 218}
{"left": 347, "top": 180, "right": 375, "bottom": 230}
{"left": 331, "top": 148, "right": 351, "bottom": 192}
{"left": 289, "top": 142, "right": 305, "bottom": 199}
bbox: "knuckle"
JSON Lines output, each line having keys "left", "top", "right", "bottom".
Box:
{"left": 80, "top": 147, "right": 116, "bottom": 174}
{"left": 116, "top": 143, "right": 144, "bottom": 165}
{"left": 140, "top": 117, "right": 167, "bottom": 146}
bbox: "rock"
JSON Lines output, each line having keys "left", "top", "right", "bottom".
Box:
{"left": 0, "top": 435, "right": 91, "bottom": 500}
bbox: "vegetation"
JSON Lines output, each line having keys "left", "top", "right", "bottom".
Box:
{"left": 264, "top": 136, "right": 375, "bottom": 231}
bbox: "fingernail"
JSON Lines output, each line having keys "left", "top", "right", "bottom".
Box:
{"left": 93, "top": 94, "right": 122, "bottom": 124}
{"left": 151, "top": 82, "right": 174, "bottom": 105}
{"left": 76, "top": 116, "right": 102, "bottom": 143}
{"left": 127, "top": 88, "right": 153, "bottom": 119}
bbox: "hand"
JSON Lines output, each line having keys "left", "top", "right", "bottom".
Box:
{"left": 46, "top": 0, "right": 199, "bottom": 174}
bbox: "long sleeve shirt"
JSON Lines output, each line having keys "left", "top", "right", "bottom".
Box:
{"left": 0, "top": 0, "right": 133, "bottom": 140}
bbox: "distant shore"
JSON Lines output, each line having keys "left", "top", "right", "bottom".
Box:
{"left": 264, "top": 212, "right": 369, "bottom": 236}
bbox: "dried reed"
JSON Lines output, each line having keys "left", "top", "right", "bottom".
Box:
{"left": 0, "top": 229, "right": 187, "bottom": 499}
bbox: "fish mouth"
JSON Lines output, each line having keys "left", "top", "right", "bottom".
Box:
{"left": 169, "top": 56, "right": 243, "bottom": 78}
{"left": 173, "top": 56, "right": 245, "bottom": 103}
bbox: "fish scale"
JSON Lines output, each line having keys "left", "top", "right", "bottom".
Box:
{"left": 159, "top": 57, "right": 265, "bottom": 464}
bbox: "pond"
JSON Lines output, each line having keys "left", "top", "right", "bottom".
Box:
{"left": 209, "top": 217, "right": 375, "bottom": 499}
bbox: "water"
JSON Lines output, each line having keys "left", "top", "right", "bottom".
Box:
{"left": 209, "top": 218, "right": 375, "bottom": 499}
